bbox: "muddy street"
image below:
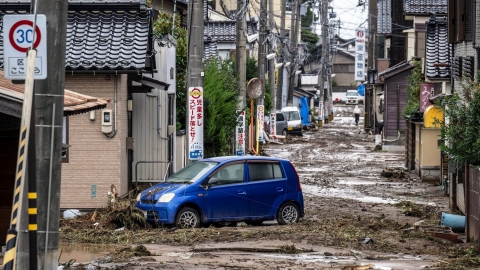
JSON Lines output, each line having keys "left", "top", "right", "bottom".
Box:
{"left": 58, "top": 105, "right": 474, "bottom": 270}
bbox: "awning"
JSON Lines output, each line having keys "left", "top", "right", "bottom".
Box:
{"left": 0, "top": 71, "right": 109, "bottom": 117}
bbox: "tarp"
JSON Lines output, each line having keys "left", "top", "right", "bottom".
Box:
{"left": 357, "top": 84, "right": 365, "bottom": 96}
{"left": 300, "top": 96, "right": 311, "bottom": 126}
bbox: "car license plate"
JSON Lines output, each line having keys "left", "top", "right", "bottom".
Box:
{"left": 288, "top": 127, "right": 293, "bottom": 130}
{"left": 349, "top": 100, "right": 354, "bottom": 103}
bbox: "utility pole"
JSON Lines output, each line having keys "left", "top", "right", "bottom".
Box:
{"left": 276, "top": 0, "right": 286, "bottom": 110}
{"left": 287, "top": 0, "right": 300, "bottom": 106}
{"left": 257, "top": 0, "right": 267, "bottom": 106}
{"left": 186, "top": 0, "right": 204, "bottom": 163}
{"left": 318, "top": 0, "right": 328, "bottom": 126}
{"left": 25, "top": 0, "right": 68, "bottom": 269}
{"left": 367, "top": 0, "right": 377, "bottom": 70}
{"left": 268, "top": 0, "right": 275, "bottom": 107}
{"left": 236, "top": 0, "right": 246, "bottom": 109}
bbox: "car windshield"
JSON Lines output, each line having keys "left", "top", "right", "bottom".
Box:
{"left": 166, "top": 161, "right": 218, "bottom": 183}
{"left": 284, "top": 111, "right": 300, "bottom": 121}
{"left": 346, "top": 92, "right": 358, "bottom": 96}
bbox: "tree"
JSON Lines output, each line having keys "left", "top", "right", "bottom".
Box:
{"left": 440, "top": 75, "right": 480, "bottom": 167}
{"left": 402, "top": 59, "right": 423, "bottom": 119}
{"left": 152, "top": 12, "right": 188, "bottom": 130}
{"left": 300, "top": 3, "right": 319, "bottom": 53}
{"left": 203, "top": 58, "right": 240, "bottom": 157}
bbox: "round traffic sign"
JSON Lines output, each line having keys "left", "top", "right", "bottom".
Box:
{"left": 9, "top": 20, "right": 42, "bottom": 53}
{"left": 190, "top": 88, "right": 202, "bottom": 99}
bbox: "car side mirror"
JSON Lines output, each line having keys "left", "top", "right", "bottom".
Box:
{"left": 208, "top": 177, "right": 219, "bottom": 185}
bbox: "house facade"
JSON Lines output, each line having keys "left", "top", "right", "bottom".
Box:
{"left": 0, "top": 0, "right": 175, "bottom": 209}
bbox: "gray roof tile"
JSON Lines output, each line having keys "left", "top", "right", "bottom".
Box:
{"left": 425, "top": 15, "right": 450, "bottom": 79}
{"left": 377, "top": 0, "right": 392, "bottom": 34}
{"left": 404, "top": 0, "right": 447, "bottom": 15}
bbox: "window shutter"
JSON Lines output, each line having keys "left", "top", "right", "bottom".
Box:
{"left": 462, "top": 56, "right": 474, "bottom": 79}
{"left": 465, "top": 0, "right": 473, "bottom": 41}
{"left": 453, "top": 57, "right": 463, "bottom": 78}
{"left": 448, "top": 0, "right": 455, "bottom": 43}
{"left": 456, "top": 0, "right": 465, "bottom": 42}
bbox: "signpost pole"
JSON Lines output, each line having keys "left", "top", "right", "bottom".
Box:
{"left": 3, "top": 48, "right": 37, "bottom": 270}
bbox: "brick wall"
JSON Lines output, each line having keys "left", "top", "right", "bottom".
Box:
{"left": 61, "top": 74, "right": 128, "bottom": 209}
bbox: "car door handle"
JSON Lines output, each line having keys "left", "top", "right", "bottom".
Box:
{"left": 276, "top": 187, "right": 284, "bottom": 192}
{"left": 238, "top": 190, "right": 246, "bottom": 195}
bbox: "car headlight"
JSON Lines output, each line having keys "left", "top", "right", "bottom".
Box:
{"left": 158, "top": 193, "right": 175, "bottom": 203}
{"left": 136, "top": 193, "right": 141, "bottom": 202}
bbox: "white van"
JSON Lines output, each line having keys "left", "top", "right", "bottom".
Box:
{"left": 281, "top": 106, "right": 303, "bottom": 135}
{"left": 345, "top": 90, "right": 359, "bottom": 105}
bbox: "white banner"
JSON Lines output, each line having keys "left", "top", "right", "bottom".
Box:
{"left": 235, "top": 111, "right": 245, "bottom": 156}
{"left": 355, "top": 28, "right": 366, "bottom": 81}
{"left": 270, "top": 112, "right": 277, "bottom": 136}
{"left": 257, "top": 105, "right": 265, "bottom": 142}
{"left": 188, "top": 87, "right": 204, "bottom": 160}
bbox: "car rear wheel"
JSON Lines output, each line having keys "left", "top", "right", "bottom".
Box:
{"left": 176, "top": 207, "right": 200, "bottom": 228}
{"left": 276, "top": 202, "right": 300, "bottom": 225}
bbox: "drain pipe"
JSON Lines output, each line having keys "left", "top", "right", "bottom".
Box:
{"left": 473, "top": 0, "right": 480, "bottom": 75}
{"left": 105, "top": 74, "right": 118, "bottom": 138}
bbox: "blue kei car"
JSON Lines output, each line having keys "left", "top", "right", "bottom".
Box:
{"left": 135, "top": 156, "right": 304, "bottom": 228}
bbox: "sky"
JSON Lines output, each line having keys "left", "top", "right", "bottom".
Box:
{"left": 328, "top": 0, "right": 369, "bottom": 39}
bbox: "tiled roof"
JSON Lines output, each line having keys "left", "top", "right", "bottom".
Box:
{"left": 378, "top": 60, "right": 413, "bottom": 79}
{"left": 65, "top": 9, "right": 150, "bottom": 70}
{"left": 204, "top": 20, "right": 257, "bottom": 43}
{"left": 204, "top": 36, "right": 218, "bottom": 59}
{"left": 0, "top": 70, "right": 109, "bottom": 116}
{"left": 425, "top": 15, "right": 450, "bottom": 79}
{"left": 377, "top": 0, "right": 392, "bottom": 34}
{"left": 0, "top": 0, "right": 153, "bottom": 72}
{"left": 203, "top": 3, "right": 257, "bottom": 44}
{"left": 404, "top": 0, "right": 447, "bottom": 15}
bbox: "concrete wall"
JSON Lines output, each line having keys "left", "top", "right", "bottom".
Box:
{"left": 62, "top": 74, "right": 128, "bottom": 209}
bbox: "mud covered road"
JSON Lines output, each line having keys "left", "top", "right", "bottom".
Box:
{"left": 58, "top": 105, "right": 474, "bottom": 270}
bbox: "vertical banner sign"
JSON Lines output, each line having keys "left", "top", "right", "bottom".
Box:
{"left": 257, "top": 105, "right": 265, "bottom": 142}
{"left": 235, "top": 111, "right": 245, "bottom": 156}
{"left": 318, "top": 101, "right": 324, "bottom": 122}
{"left": 188, "top": 87, "right": 204, "bottom": 160}
{"left": 270, "top": 112, "right": 277, "bottom": 136}
{"left": 3, "top": 15, "right": 48, "bottom": 79}
{"left": 420, "top": 83, "right": 434, "bottom": 112}
{"left": 355, "top": 28, "right": 366, "bottom": 81}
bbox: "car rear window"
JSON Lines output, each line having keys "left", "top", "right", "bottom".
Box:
{"left": 248, "top": 162, "right": 284, "bottom": 181}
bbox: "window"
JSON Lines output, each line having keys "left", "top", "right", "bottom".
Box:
{"left": 210, "top": 163, "right": 244, "bottom": 185}
{"left": 62, "top": 116, "right": 69, "bottom": 163}
{"left": 283, "top": 111, "right": 300, "bottom": 121}
{"left": 448, "top": 0, "right": 473, "bottom": 42}
{"left": 276, "top": 113, "right": 285, "bottom": 121}
{"left": 249, "top": 162, "right": 284, "bottom": 181}
{"left": 333, "top": 64, "right": 355, "bottom": 73}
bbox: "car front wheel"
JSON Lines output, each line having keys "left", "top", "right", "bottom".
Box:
{"left": 282, "top": 129, "right": 288, "bottom": 136}
{"left": 176, "top": 207, "right": 201, "bottom": 228}
{"left": 277, "top": 202, "right": 300, "bottom": 225}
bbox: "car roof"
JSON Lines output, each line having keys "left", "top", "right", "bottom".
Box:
{"left": 200, "top": 155, "right": 288, "bottom": 163}
{"left": 281, "top": 106, "right": 299, "bottom": 112}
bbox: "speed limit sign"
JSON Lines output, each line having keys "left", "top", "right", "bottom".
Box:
{"left": 3, "top": 15, "right": 47, "bottom": 79}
